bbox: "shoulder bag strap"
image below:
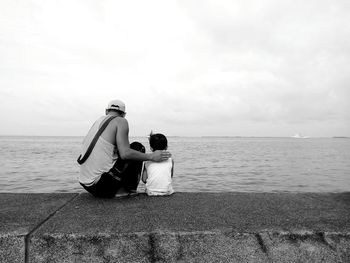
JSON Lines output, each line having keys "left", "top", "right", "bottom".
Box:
{"left": 77, "top": 115, "right": 117, "bottom": 165}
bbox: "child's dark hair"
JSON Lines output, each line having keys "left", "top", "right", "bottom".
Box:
{"left": 113, "top": 141, "right": 145, "bottom": 171}
{"left": 130, "top": 141, "right": 146, "bottom": 153}
{"left": 149, "top": 133, "right": 168, "bottom": 151}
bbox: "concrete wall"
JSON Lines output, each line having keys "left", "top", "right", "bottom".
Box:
{"left": 1, "top": 192, "right": 350, "bottom": 262}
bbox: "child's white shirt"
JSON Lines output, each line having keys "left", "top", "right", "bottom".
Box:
{"left": 143, "top": 158, "right": 174, "bottom": 196}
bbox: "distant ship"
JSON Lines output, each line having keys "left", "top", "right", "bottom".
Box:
{"left": 291, "top": 134, "right": 309, "bottom": 139}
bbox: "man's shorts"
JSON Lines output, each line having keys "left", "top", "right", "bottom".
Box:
{"left": 80, "top": 160, "right": 143, "bottom": 198}
{"left": 80, "top": 172, "right": 123, "bottom": 198}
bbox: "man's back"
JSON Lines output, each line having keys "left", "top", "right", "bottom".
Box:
{"left": 100, "top": 115, "right": 125, "bottom": 146}
{"left": 79, "top": 116, "right": 119, "bottom": 185}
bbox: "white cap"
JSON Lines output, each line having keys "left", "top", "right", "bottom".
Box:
{"left": 106, "top": 99, "right": 126, "bottom": 113}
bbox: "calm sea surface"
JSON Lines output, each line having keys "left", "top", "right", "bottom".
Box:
{"left": 0, "top": 136, "right": 349, "bottom": 193}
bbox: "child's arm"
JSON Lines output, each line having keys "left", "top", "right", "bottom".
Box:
{"left": 171, "top": 159, "right": 174, "bottom": 178}
{"left": 141, "top": 162, "right": 148, "bottom": 183}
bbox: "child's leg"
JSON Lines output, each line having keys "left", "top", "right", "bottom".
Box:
{"left": 120, "top": 141, "right": 145, "bottom": 192}
{"left": 121, "top": 161, "right": 143, "bottom": 192}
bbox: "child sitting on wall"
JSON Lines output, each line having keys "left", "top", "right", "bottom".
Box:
{"left": 141, "top": 132, "right": 174, "bottom": 196}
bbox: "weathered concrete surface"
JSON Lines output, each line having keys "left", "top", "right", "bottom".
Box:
{"left": 1, "top": 192, "right": 350, "bottom": 262}
{"left": 26, "top": 192, "right": 350, "bottom": 263}
{"left": 0, "top": 193, "right": 78, "bottom": 263}
{"left": 31, "top": 192, "right": 350, "bottom": 234}
{"left": 260, "top": 231, "right": 346, "bottom": 262}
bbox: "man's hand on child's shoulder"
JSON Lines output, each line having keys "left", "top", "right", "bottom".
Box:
{"left": 151, "top": 150, "right": 171, "bottom": 162}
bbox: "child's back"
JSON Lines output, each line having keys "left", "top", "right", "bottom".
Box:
{"left": 142, "top": 133, "right": 174, "bottom": 196}
{"left": 144, "top": 158, "right": 174, "bottom": 196}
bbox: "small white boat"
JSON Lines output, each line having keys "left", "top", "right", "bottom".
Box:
{"left": 292, "top": 133, "right": 309, "bottom": 139}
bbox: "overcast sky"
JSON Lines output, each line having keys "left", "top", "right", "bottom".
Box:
{"left": 0, "top": 0, "right": 349, "bottom": 137}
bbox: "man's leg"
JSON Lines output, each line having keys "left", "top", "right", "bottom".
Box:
{"left": 83, "top": 173, "right": 121, "bottom": 198}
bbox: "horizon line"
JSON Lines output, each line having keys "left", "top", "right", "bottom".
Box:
{"left": 0, "top": 135, "right": 349, "bottom": 139}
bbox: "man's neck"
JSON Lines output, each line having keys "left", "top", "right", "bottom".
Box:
{"left": 107, "top": 112, "right": 121, "bottom": 117}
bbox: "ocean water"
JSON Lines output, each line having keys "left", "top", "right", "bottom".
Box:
{"left": 0, "top": 136, "right": 349, "bottom": 193}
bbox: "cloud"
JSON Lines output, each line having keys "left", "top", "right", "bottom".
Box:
{"left": 172, "top": 0, "right": 350, "bottom": 124}
{"left": 0, "top": 0, "right": 349, "bottom": 136}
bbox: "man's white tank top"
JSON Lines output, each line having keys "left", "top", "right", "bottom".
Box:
{"left": 78, "top": 116, "right": 118, "bottom": 186}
